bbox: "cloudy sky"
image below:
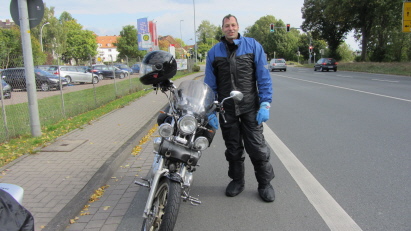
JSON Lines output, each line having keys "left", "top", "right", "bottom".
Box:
{"left": 2, "top": 0, "right": 360, "bottom": 50}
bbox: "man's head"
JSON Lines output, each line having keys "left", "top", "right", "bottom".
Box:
{"left": 221, "top": 14, "right": 239, "bottom": 43}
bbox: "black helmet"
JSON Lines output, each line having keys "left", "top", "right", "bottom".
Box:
{"left": 139, "top": 50, "right": 177, "bottom": 85}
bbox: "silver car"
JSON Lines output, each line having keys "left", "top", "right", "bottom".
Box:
{"left": 48, "top": 65, "right": 99, "bottom": 84}
{"left": 269, "top": 58, "right": 287, "bottom": 72}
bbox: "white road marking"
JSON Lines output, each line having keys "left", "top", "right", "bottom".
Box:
{"left": 263, "top": 124, "right": 363, "bottom": 231}
{"left": 371, "top": 79, "right": 399, "bottom": 83}
{"left": 277, "top": 75, "right": 411, "bottom": 103}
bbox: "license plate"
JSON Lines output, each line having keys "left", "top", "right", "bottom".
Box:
{"left": 328, "top": 66, "right": 333, "bottom": 68}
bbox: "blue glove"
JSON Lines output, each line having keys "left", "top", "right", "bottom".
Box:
{"left": 208, "top": 113, "right": 219, "bottom": 130}
{"left": 256, "top": 102, "right": 270, "bottom": 125}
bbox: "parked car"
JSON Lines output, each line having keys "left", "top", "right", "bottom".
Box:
{"left": 314, "top": 58, "right": 338, "bottom": 72}
{"left": 131, "top": 63, "right": 141, "bottom": 74}
{"left": 89, "top": 65, "right": 125, "bottom": 79}
{"left": 1, "top": 79, "right": 12, "bottom": 99}
{"left": 269, "top": 58, "right": 287, "bottom": 72}
{"left": 114, "top": 64, "right": 132, "bottom": 76}
{"left": 35, "top": 65, "right": 52, "bottom": 71}
{"left": 47, "top": 65, "right": 99, "bottom": 84}
{"left": 1, "top": 67, "right": 68, "bottom": 91}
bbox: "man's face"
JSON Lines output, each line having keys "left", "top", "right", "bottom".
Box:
{"left": 222, "top": 17, "right": 239, "bottom": 43}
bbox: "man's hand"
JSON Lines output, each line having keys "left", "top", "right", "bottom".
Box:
{"left": 208, "top": 113, "right": 219, "bottom": 130}
{"left": 256, "top": 102, "right": 270, "bottom": 125}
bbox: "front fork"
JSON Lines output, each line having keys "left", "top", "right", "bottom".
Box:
{"left": 135, "top": 155, "right": 169, "bottom": 218}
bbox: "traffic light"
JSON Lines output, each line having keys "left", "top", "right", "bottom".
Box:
{"left": 270, "top": 23, "right": 274, "bottom": 32}
{"left": 286, "top": 24, "right": 290, "bottom": 32}
{"left": 309, "top": 46, "right": 313, "bottom": 53}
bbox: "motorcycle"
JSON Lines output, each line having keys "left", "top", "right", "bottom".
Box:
{"left": 135, "top": 79, "right": 243, "bottom": 231}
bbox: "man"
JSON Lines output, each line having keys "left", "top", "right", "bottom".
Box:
{"left": 204, "top": 14, "right": 275, "bottom": 202}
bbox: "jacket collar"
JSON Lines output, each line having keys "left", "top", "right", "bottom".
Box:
{"left": 221, "top": 33, "right": 242, "bottom": 45}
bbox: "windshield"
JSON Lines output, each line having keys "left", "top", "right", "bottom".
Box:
{"left": 35, "top": 68, "right": 58, "bottom": 77}
{"left": 173, "top": 80, "right": 215, "bottom": 118}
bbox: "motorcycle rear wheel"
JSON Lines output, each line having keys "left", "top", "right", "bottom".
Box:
{"left": 142, "top": 177, "right": 182, "bottom": 231}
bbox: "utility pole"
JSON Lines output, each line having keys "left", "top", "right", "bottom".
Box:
{"left": 18, "top": 0, "right": 42, "bottom": 137}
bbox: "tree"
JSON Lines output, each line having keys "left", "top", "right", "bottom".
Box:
{"left": 116, "top": 25, "right": 145, "bottom": 63}
{"left": 61, "top": 20, "right": 97, "bottom": 64}
{"left": 196, "top": 20, "right": 218, "bottom": 45}
{"left": 301, "top": 0, "right": 352, "bottom": 60}
{"left": 244, "top": 15, "right": 300, "bottom": 60}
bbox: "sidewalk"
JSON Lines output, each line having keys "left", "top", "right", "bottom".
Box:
{"left": 0, "top": 72, "right": 204, "bottom": 231}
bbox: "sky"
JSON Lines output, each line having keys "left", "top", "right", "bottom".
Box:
{"left": 1, "top": 0, "right": 360, "bottom": 50}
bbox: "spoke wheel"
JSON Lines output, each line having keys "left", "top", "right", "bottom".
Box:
{"left": 142, "top": 178, "right": 181, "bottom": 231}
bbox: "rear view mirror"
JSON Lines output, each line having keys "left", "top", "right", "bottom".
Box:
{"left": 230, "top": 91, "right": 243, "bottom": 102}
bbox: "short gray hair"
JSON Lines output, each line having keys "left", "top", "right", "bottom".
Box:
{"left": 221, "top": 14, "right": 238, "bottom": 27}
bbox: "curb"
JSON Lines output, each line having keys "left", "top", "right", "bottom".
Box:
{"left": 43, "top": 104, "right": 165, "bottom": 231}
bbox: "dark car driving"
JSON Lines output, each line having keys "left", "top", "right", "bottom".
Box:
{"left": 314, "top": 58, "right": 338, "bottom": 72}
{"left": 1, "top": 67, "right": 68, "bottom": 91}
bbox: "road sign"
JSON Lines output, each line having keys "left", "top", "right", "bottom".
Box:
{"left": 403, "top": 2, "right": 411, "bottom": 33}
{"left": 10, "top": 0, "right": 45, "bottom": 29}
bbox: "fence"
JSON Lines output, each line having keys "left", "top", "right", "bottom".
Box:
{"left": 0, "top": 54, "right": 195, "bottom": 144}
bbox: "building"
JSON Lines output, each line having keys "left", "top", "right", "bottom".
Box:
{"left": 0, "top": 19, "right": 15, "bottom": 29}
{"left": 158, "top": 35, "right": 187, "bottom": 58}
{"left": 96, "top": 35, "right": 120, "bottom": 63}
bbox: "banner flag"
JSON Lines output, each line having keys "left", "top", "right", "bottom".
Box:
{"left": 137, "top": 18, "right": 151, "bottom": 50}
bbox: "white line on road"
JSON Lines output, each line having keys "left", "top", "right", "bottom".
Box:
{"left": 277, "top": 75, "right": 411, "bottom": 103}
{"left": 371, "top": 79, "right": 399, "bottom": 83}
{"left": 263, "top": 124, "right": 363, "bottom": 231}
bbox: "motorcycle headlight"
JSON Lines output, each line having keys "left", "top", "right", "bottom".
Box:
{"left": 177, "top": 115, "right": 197, "bottom": 135}
{"left": 194, "top": 136, "right": 209, "bottom": 151}
{"left": 158, "top": 123, "right": 173, "bottom": 138}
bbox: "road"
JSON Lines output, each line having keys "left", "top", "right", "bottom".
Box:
{"left": 96, "top": 67, "right": 411, "bottom": 230}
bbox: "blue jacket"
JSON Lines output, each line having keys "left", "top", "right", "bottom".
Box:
{"left": 204, "top": 34, "right": 272, "bottom": 115}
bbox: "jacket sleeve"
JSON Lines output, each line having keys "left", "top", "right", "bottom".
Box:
{"left": 253, "top": 40, "right": 273, "bottom": 104}
{"left": 204, "top": 48, "right": 218, "bottom": 99}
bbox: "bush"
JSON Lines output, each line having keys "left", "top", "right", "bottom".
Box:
{"left": 193, "top": 65, "right": 200, "bottom": 72}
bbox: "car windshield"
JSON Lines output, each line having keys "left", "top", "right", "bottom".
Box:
{"left": 275, "top": 59, "right": 285, "bottom": 63}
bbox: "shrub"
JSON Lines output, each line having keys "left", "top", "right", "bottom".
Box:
{"left": 193, "top": 65, "right": 200, "bottom": 72}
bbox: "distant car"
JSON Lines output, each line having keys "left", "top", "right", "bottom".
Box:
{"left": 47, "top": 65, "right": 99, "bottom": 84}
{"left": 1, "top": 79, "right": 12, "bottom": 99}
{"left": 114, "top": 64, "right": 132, "bottom": 76}
{"left": 90, "top": 65, "right": 125, "bottom": 79}
{"left": 269, "top": 58, "right": 287, "bottom": 72}
{"left": 131, "top": 63, "right": 141, "bottom": 74}
{"left": 1, "top": 67, "right": 68, "bottom": 91}
{"left": 314, "top": 58, "right": 338, "bottom": 72}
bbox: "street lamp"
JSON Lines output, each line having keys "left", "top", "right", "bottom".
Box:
{"left": 180, "top": 20, "right": 184, "bottom": 47}
{"left": 40, "top": 22, "right": 50, "bottom": 52}
{"left": 193, "top": 0, "right": 197, "bottom": 64}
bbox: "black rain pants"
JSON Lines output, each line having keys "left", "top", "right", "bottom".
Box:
{"left": 219, "top": 110, "right": 275, "bottom": 185}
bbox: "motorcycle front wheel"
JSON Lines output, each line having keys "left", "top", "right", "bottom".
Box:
{"left": 142, "top": 177, "right": 182, "bottom": 231}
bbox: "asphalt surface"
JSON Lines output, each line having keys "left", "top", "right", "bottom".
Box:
{"left": 2, "top": 66, "right": 410, "bottom": 230}
{"left": 0, "top": 72, "right": 204, "bottom": 231}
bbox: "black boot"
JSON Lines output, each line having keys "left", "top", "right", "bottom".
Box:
{"left": 258, "top": 183, "right": 275, "bottom": 202}
{"left": 226, "top": 161, "right": 245, "bottom": 197}
{"left": 226, "top": 179, "right": 245, "bottom": 197}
